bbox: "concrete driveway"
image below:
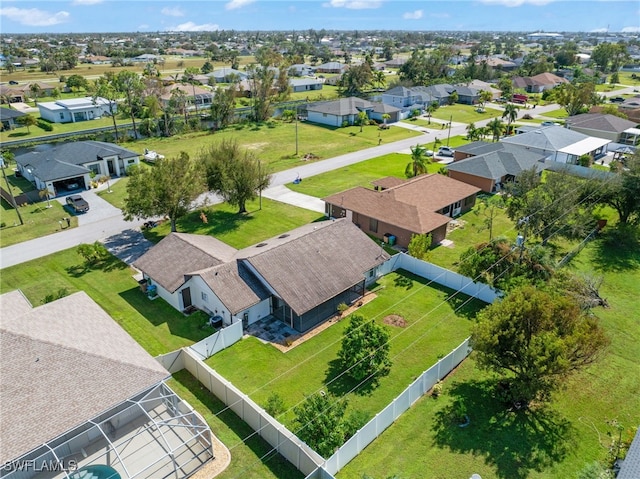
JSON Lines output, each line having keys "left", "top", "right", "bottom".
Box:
{"left": 55, "top": 188, "right": 122, "bottom": 226}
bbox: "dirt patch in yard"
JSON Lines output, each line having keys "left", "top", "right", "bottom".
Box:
{"left": 384, "top": 314, "right": 407, "bottom": 328}
{"left": 245, "top": 142, "right": 268, "bottom": 150}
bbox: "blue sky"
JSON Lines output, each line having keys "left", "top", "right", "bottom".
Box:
{"left": 0, "top": 0, "right": 638, "bottom": 34}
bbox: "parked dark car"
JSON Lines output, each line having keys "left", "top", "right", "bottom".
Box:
{"left": 66, "top": 195, "right": 89, "bottom": 213}
{"left": 610, "top": 97, "right": 625, "bottom": 103}
{"left": 8, "top": 80, "right": 19, "bottom": 85}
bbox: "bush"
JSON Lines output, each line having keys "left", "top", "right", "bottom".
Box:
{"left": 337, "top": 302, "right": 349, "bottom": 315}
{"left": 36, "top": 119, "right": 54, "bottom": 131}
{"left": 264, "top": 392, "right": 286, "bottom": 418}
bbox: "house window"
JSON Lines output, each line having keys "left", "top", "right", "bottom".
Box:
{"left": 454, "top": 201, "right": 461, "bottom": 208}
{"left": 369, "top": 218, "right": 378, "bottom": 233}
{"left": 88, "top": 164, "right": 100, "bottom": 176}
{"left": 442, "top": 205, "right": 451, "bottom": 215}
{"left": 59, "top": 113, "right": 64, "bottom": 119}
{"left": 201, "top": 292, "right": 208, "bottom": 302}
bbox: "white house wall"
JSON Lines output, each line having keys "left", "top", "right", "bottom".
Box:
{"left": 308, "top": 111, "right": 342, "bottom": 127}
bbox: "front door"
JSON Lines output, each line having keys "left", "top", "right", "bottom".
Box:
{"left": 452, "top": 201, "right": 462, "bottom": 217}
{"left": 181, "top": 288, "right": 192, "bottom": 309}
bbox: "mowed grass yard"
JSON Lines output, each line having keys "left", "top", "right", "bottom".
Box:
{"left": 338, "top": 230, "right": 640, "bottom": 479}
{"left": 429, "top": 104, "right": 503, "bottom": 124}
{"left": 120, "top": 120, "right": 420, "bottom": 173}
{"left": 206, "top": 270, "right": 487, "bottom": 429}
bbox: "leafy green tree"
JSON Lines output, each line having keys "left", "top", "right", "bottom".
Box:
{"left": 448, "top": 91, "right": 459, "bottom": 105}
{"left": 475, "top": 194, "right": 505, "bottom": 241}
{"left": 123, "top": 153, "right": 207, "bottom": 232}
{"left": 76, "top": 242, "right": 110, "bottom": 266}
{"left": 471, "top": 285, "right": 609, "bottom": 407}
{"left": 66, "top": 74, "right": 88, "bottom": 92}
{"left": 92, "top": 73, "right": 120, "bottom": 141}
{"left": 29, "top": 83, "right": 41, "bottom": 105}
{"left": 200, "top": 140, "right": 272, "bottom": 214}
{"left": 552, "top": 82, "right": 598, "bottom": 116}
{"left": 337, "top": 314, "right": 391, "bottom": 382}
{"left": 294, "top": 391, "right": 348, "bottom": 458}
{"left": 17, "top": 114, "right": 36, "bottom": 133}
{"left": 115, "top": 70, "right": 144, "bottom": 139}
{"left": 246, "top": 65, "right": 276, "bottom": 122}
{"left": 497, "top": 77, "right": 513, "bottom": 100}
{"left": 407, "top": 233, "right": 432, "bottom": 260}
{"left": 405, "top": 143, "right": 430, "bottom": 178}
{"left": 264, "top": 392, "right": 286, "bottom": 418}
{"left": 339, "top": 63, "right": 373, "bottom": 98}
{"left": 479, "top": 89, "right": 493, "bottom": 107}
{"left": 588, "top": 152, "right": 640, "bottom": 224}
{"left": 210, "top": 85, "right": 236, "bottom": 130}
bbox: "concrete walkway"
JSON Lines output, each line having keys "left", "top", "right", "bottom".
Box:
{"left": 261, "top": 185, "right": 326, "bottom": 213}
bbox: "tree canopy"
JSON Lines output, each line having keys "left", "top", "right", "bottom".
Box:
{"left": 293, "top": 392, "right": 349, "bottom": 458}
{"left": 122, "top": 153, "right": 206, "bottom": 232}
{"left": 471, "top": 285, "right": 609, "bottom": 407}
{"left": 200, "top": 140, "right": 271, "bottom": 214}
{"left": 337, "top": 314, "right": 392, "bottom": 383}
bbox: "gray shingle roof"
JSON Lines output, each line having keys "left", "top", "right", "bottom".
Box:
{"left": 243, "top": 219, "right": 389, "bottom": 315}
{"left": 566, "top": 113, "right": 638, "bottom": 133}
{"left": 307, "top": 97, "right": 373, "bottom": 115}
{"left": 0, "top": 291, "right": 168, "bottom": 463}
{"left": 454, "top": 141, "right": 504, "bottom": 155}
{"left": 0, "top": 107, "right": 26, "bottom": 120}
{"left": 618, "top": 427, "right": 640, "bottom": 479}
{"left": 15, "top": 141, "right": 140, "bottom": 182}
{"left": 447, "top": 148, "right": 547, "bottom": 179}
{"left": 501, "top": 125, "right": 591, "bottom": 151}
{"left": 134, "top": 233, "right": 237, "bottom": 293}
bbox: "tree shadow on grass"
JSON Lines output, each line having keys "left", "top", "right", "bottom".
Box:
{"left": 432, "top": 379, "right": 575, "bottom": 479}
{"left": 65, "top": 255, "right": 128, "bottom": 277}
{"left": 170, "top": 370, "right": 303, "bottom": 479}
{"left": 324, "top": 358, "right": 378, "bottom": 397}
{"left": 589, "top": 230, "right": 640, "bottom": 273}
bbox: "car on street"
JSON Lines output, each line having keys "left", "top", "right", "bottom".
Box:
{"left": 8, "top": 80, "right": 19, "bottom": 85}
{"left": 437, "top": 146, "right": 455, "bottom": 157}
{"left": 66, "top": 195, "right": 89, "bottom": 213}
{"left": 610, "top": 97, "right": 625, "bottom": 103}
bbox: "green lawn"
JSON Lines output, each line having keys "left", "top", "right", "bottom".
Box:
{"left": 595, "top": 83, "right": 625, "bottom": 92}
{"left": 168, "top": 371, "right": 303, "bottom": 479}
{"left": 538, "top": 108, "right": 569, "bottom": 119}
{"left": 142, "top": 198, "right": 323, "bottom": 247}
{"left": 0, "top": 247, "right": 212, "bottom": 356}
{"left": 287, "top": 136, "right": 469, "bottom": 199}
{"left": 121, "top": 121, "right": 420, "bottom": 174}
{"left": 338, "top": 231, "right": 640, "bottom": 479}
{"left": 429, "top": 104, "right": 503, "bottom": 124}
{"left": 206, "top": 270, "right": 486, "bottom": 429}
{"left": 1, "top": 198, "right": 79, "bottom": 247}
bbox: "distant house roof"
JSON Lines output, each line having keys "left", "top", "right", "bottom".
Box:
{"left": 0, "top": 107, "right": 26, "bottom": 120}
{"left": 289, "top": 78, "right": 323, "bottom": 87}
{"left": 38, "top": 96, "right": 114, "bottom": 112}
{"left": 134, "top": 233, "right": 237, "bottom": 293}
{"left": 501, "top": 125, "right": 606, "bottom": 152}
{"left": 447, "top": 145, "right": 547, "bottom": 179}
{"left": 0, "top": 291, "right": 169, "bottom": 463}
{"left": 565, "top": 113, "right": 639, "bottom": 133}
{"left": 315, "top": 61, "right": 347, "bottom": 71}
{"left": 14, "top": 140, "right": 140, "bottom": 183}
{"left": 324, "top": 174, "right": 480, "bottom": 237}
{"left": 307, "top": 96, "right": 373, "bottom": 116}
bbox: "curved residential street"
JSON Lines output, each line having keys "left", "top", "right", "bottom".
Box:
{"left": 0, "top": 92, "right": 630, "bottom": 269}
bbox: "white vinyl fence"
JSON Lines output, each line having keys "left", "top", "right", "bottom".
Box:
{"left": 181, "top": 347, "right": 325, "bottom": 476}
{"left": 188, "top": 320, "right": 243, "bottom": 360}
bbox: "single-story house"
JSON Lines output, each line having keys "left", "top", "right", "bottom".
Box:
{"left": 13, "top": 81, "right": 58, "bottom": 99}
{"left": 512, "top": 72, "right": 568, "bottom": 93}
{"left": 381, "top": 86, "right": 437, "bottom": 111}
{"left": 0, "top": 107, "right": 26, "bottom": 130}
{"left": 38, "top": 96, "right": 116, "bottom": 124}
{"left": 477, "top": 57, "right": 518, "bottom": 71}
{"left": 315, "top": 62, "right": 349, "bottom": 74}
{"left": 130, "top": 53, "right": 162, "bottom": 63}
{"left": 464, "top": 80, "right": 502, "bottom": 100}
{"left": 384, "top": 57, "right": 408, "bottom": 68}
{"left": 565, "top": 113, "right": 640, "bottom": 146}
{"left": 446, "top": 143, "right": 548, "bottom": 193}
{"left": 288, "top": 64, "right": 314, "bottom": 77}
{"left": 0, "top": 290, "right": 214, "bottom": 479}
{"left": 209, "top": 68, "right": 248, "bottom": 83}
{"left": 0, "top": 84, "right": 26, "bottom": 103}
{"left": 289, "top": 78, "right": 323, "bottom": 93}
{"left": 369, "top": 102, "right": 401, "bottom": 124}
{"left": 324, "top": 174, "right": 481, "bottom": 248}
{"left": 501, "top": 125, "right": 611, "bottom": 164}
{"left": 15, "top": 140, "right": 140, "bottom": 196}
{"left": 307, "top": 96, "right": 374, "bottom": 127}
{"left": 134, "top": 219, "right": 389, "bottom": 333}
{"left": 158, "top": 83, "right": 213, "bottom": 110}
{"left": 453, "top": 140, "right": 505, "bottom": 162}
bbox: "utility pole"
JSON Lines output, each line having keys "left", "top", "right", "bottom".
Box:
{"left": 517, "top": 216, "right": 530, "bottom": 263}
{"left": 446, "top": 114, "right": 452, "bottom": 146}
{"left": 258, "top": 159, "right": 262, "bottom": 210}
{"left": 295, "top": 105, "right": 299, "bottom": 157}
{"left": 1, "top": 156, "right": 24, "bottom": 225}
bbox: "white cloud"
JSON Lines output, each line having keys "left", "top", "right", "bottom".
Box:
{"left": 403, "top": 9, "right": 423, "bottom": 20}
{"left": 478, "top": 0, "right": 554, "bottom": 6}
{"left": 161, "top": 6, "right": 185, "bottom": 17}
{"left": 167, "top": 21, "right": 219, "bottom": 32}
{"left": 70, "top": 0, "right": 103, "bottom": 4}
{"left": 622, "top": 26, "right": 640, "bottom": 32}
{"left": 225, "top": 0, "right": 255, "bottom": 10}
{"left": 590, "top": 28, "right": 608, "bottom": 33}
{"left": 325, "top": 0, "right": 383, "bottom": 10}
{"left": 0, "top": 7, "right": 69, "bottom": 26}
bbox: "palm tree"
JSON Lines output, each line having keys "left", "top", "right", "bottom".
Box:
{"left": 29, "top": 83, "right": 41, "bottom": 105}
{"left": 357, "top": 110, "right": 368, "bottom": 132}
{"left": 501, "top": 103, "right": 519, "bottom": 136}
{"left": 479, "top": 89, "right": 493, "bottom": 107}
{"left": 426, "top": 101, "right": 438, "bottom": 124}
{"left": 405, "top": 143, "right": 430, "bottom": 178}
{"left": 373, "top": 70, "right": 386, "bottom": 90}
{"left": 466, "top": 122, "right": 481, "bottom": 142}
{"left": 487, "top": 117, "right": 505, "bottom": 142}
{"left": 381, "top": 113, "right": 391, "bottom": 127}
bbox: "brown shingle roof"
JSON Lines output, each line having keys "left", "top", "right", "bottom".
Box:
{"left": 324, "top": 174, "right": 480, "bottom": 236}
{"left": 244, "top": 219, "right": 389, "bottom": 315}
{"left": 134, "top": 233, "right": 237, "bottom": 293}
{"left": 0, "top": 291, "right": 168, "bottom": 462}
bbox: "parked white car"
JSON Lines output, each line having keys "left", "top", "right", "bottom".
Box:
{"left": 437, "top": 146, "right": 455, "bottom": 157}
